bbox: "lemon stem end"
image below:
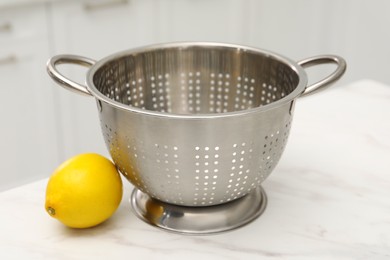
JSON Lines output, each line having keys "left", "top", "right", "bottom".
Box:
{"left": 47, "top": 206, "right": 56, "bottom": 216}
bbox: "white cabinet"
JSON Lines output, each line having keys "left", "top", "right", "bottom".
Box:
{"left": 50, "top": 0, "right": 160, "bottom": 56}
{"left": 48, "top": 0, "right": 163, "bottom": 161}
{"left": 0, "top": 4, "right": 59, "bottom": 190}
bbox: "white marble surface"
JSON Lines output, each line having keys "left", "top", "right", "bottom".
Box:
{"left": 1, "top": 79, "right": 389, "bottom": 259}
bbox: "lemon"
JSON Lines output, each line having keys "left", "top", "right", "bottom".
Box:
{"left": 45, "top": 153, "right": 123, "bottom": 228}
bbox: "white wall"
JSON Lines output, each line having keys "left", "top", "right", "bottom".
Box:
{"left": 1, "top": 0, "right": 389, "bottom": 190}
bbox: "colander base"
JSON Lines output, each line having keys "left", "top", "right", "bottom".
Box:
{"left": 130, "top": 186, "right": 267, "bottom": 235}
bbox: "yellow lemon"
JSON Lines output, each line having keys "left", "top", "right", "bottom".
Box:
{"left": 45, "top": 153, "right": 123, "bottom": 228}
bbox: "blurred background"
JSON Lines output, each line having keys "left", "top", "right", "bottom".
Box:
{"left": 1, "top": 0, "right": 389, "bottom": 191}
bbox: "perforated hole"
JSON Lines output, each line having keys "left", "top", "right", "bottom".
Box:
{"left": 193, "top": 145, "right": 221, "bottom": 205}
{"left": 149, "top": 143, "right": 184, "bottom": 204}
{"left": 94, "top": 45, "right": 300, "bottom": 115}
{"left": 101, "top": 119, "right": 293, "bottom": 206}
{"left": 100, "top": 69, "right": 293, "bottom": 115}
{"left": 257, "top": 120, "right": 292, "bottom": 182}
{"left": 218, "top": 142, "right": 256, "bottom": 201}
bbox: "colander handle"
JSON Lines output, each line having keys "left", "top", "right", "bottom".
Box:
{"left": 298, "top": 55, "right": 346, "bottom": 97}
{"left": 47, "top": 55, "right": 96, "bottom": 97}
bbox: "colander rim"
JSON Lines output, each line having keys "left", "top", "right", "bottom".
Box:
{"left": 86, "top": 42, "right": 308, "bottom": 119}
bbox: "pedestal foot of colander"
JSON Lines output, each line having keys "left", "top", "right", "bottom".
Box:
{"left": 129, "top": 186, "right": 267, "bottom": 235}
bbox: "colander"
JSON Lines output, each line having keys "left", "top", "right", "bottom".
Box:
{"left": 47, "top": 42, "right": 346, "bottom": 234}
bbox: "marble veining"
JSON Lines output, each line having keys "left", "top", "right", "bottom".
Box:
{"left": 0, "top": 80, "right": 389, "bottom": 259}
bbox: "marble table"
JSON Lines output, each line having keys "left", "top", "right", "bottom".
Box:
{"left": 1, "top": 80, "right": 389, "bottom": 259}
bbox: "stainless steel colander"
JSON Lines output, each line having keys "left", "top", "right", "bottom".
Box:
{"left": 47, "top": 42, "right": 346, "bottom": 234}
